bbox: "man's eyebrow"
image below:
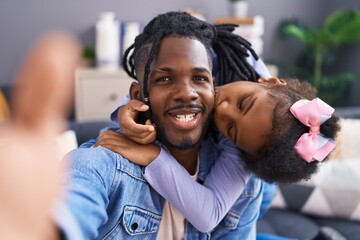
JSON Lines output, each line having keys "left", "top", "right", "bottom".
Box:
{"left": 150, "top": 67, "right": 211, "bottom": 76}
{"left": 192, "top": 67, "right": 211, "bottom": 75}
{"left": 244, "top": 98, "right": 256, "bottom": 115}
{"left": 150, "top": 67, "right": 172, "bottom": 76}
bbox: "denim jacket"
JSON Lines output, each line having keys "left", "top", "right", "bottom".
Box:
{"left": 56, "top": 126, "right": 264, "bottom": 240}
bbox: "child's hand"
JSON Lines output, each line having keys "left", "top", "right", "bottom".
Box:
{"left": 118, "top": 99, "right": 156, "bottom": 144}
{"left": 94, "top": 130, "right": 160, "bottom": 166}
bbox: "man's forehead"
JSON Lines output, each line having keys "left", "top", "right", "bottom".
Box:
{"left": 135, "top": 36, "right": 211, "bottom": 82}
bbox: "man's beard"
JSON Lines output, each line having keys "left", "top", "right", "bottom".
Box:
{"left": 151, "top": 112, "right": 212, "bottom": 151}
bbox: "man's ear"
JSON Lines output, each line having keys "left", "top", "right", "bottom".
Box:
{"left": 258, "top": 77, "right": 287, "bottom": 86}
{"left": 130, "top": 82, "right": 141, "bottom": 100}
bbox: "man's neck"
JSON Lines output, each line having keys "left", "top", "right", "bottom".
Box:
{"left": 167, "top": 145, "right": 200, "bottom": 176}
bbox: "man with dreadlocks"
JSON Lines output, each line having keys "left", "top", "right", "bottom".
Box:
{"left": 54, "top": 11, "right": 271, "bottom": 239}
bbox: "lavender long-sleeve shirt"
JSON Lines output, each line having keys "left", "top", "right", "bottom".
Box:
{"left": 143, "top": 135, "right": 251, "bottom": 232}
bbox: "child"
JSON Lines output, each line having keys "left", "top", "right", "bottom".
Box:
{"left": 95, "top": 77, "right": 340, "bottom": 232}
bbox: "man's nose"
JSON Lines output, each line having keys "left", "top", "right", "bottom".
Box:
{"left": 172, "top": 82, "right": 199, "bottom": 102}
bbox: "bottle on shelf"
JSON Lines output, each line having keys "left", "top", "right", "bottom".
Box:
{"left": 121, "top": 21, "right": 141, "bottom": 59}
{"left": 95, "top": 12, "right": 120, "bottom": 71}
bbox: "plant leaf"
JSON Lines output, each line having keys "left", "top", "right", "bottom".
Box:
{"left": 282, "top": 23, "right": 315, "bottom": 46}
{"left": 324, "top": 10, "right": 360, "bottom": 45}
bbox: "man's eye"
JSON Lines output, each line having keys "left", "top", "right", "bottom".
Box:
{"left": 193, "top": 76, "right": 208, "bottom": 82}
{"left": 156, "top": 77, "right": 171, "bottom": 82}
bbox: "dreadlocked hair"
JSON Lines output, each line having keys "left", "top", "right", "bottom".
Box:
{"left": 242, "top": 79, "right": 341, "bottom": 184}
{"left": 212, "top": 24, "right": 259, "bottom": 85}
{"left": 122, "top": 11, "right": 260, "bottom": 101}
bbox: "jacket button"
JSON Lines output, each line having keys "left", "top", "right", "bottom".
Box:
{"left": 131, "top": 222, "right": 138, "bottom": 231}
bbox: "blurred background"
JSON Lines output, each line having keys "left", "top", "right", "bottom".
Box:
{"left": 0, "top": 0, "right": 359, "bottom": 107}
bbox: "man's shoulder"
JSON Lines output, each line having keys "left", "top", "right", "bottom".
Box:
{"left": 66, "top": 146, "right": 119, "bottom": 173}
{"left": 67, "top": 146, "right": 146, "bottom": 182}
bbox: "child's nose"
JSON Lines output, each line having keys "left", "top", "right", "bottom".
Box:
{"left": 214, "top": 100, "right": 230, "bottom": 118}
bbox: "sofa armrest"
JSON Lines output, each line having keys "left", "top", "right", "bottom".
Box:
{"left": 67, "top": 121, "right": 118, "bottom": 146}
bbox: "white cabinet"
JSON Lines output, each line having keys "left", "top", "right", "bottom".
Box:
{"left": 75, "top": 68, "right": 134, "bottom": 122}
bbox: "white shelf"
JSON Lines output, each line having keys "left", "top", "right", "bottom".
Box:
{"left": 75, "top": 68, "right": 134, "bottom": 122}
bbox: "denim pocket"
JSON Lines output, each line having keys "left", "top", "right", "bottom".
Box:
{"left": 209, "top": 211, "right": 240, "bottom": 239}
{"left": 122, "top": 205, "right": 161, "bottom": 235}
{"left": 218, "top": 211, "right": 240, "bottom": 230}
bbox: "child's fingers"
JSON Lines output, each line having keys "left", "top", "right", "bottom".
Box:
{"left": 96, "top": 143, "right": 152, "bottom": 166}
{"left": 95, "top": 138, "right": 139, "bottom": 161}
{"left": 95, "top": 143, "right": 126, "bottom": 156}
{"left": 122, "top": 122, "right": 155, "bottom": 139}
{"left": 123, "top": 133, "right": 154, "bottom": 144}
{"left": 97, "top": 130, "right": 152, "bottom": 147}
{"left": 123, "top": 119, "right": 156, "bottom": 144}
{"left": 95, "top": 131, "right": 128, "bottom": 149}
{"left": 125, "top": 99, "right": 149, "bottom": 120}
{"left": 97, "top": 130, "right": 123, "bottom": 142}
{"left": 94, "top": 136, "right": 160, "bottom": 166}
{"left": 132, "top": 120, "right": 156, "bottom": 144}
{"left": 144, "top": 119, "right": 155, "bottom": 132}
{"left": 95, "top": 133, "right": 137, "bottom": 154}
{"left": 130, "top": 133, "right": 156, "bottom": 145}
{"left": 95, "top": 137, "right": 125, "bottom": 149}
{"left": 127, "top": 100, "right": 149, "bottom": 113}
{"left": 98, "top": 127, "right": 155, "bottom": 146}
{"left": 119, "top": 109, "right": 152, "bottom": 136}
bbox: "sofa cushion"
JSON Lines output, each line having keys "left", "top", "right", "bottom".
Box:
{"left": 312, "top": 217, "right": 360, "bottom": 240}
{"left": 257, "top": 209, "right": 319, "bottom": 239}
{"left": 330, "top": 118, "right": 360, "bottom": 160}
{"left": 55, "top": 130, "right": 78, "bottom": 160}
{"left": 68, "top": 121, "right": 117, "bottom": 145}
{"left": 271, "top": 159, "right": 360, "bottom": 221}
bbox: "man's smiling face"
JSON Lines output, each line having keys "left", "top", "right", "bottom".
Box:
{"left": 144, "top": 36, "right": 214, "bottom": 150}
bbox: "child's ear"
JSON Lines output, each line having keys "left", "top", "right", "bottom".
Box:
{"left": 258, "top": 77, "right": 286, "bottom": 86}
{"left": 130, "top": 82, "right": 141, "bottom": 99}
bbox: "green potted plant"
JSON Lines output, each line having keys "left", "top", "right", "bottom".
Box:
{"left": 280, "top": 10, "right": 360, "bottom": 104}
{"left": 81, "top": 46, "right": 96, "bottom": 67}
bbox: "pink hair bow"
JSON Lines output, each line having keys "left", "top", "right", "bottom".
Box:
{"left": 290, "top": 98, "right": 336, "bottom": 163}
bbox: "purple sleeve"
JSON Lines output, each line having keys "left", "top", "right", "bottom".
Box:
{"left": 143, "top": 135, "right": 250, "bottom": 232}
{"left": 110, "top": 94, "right": 130, "bottom": 123}
{"left": 246, "top": 55, "right": 271, "bottom": 78}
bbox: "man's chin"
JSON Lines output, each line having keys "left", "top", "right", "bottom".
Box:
{"left": 167, "top": 138, "right": 195, "bottom": 151}
{"left": 157, "top": 133, "right": 197, "bottom": 151}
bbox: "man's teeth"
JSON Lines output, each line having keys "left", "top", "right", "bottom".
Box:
{"left": 175, "top": 114, "right": 195, "bottom": 122}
